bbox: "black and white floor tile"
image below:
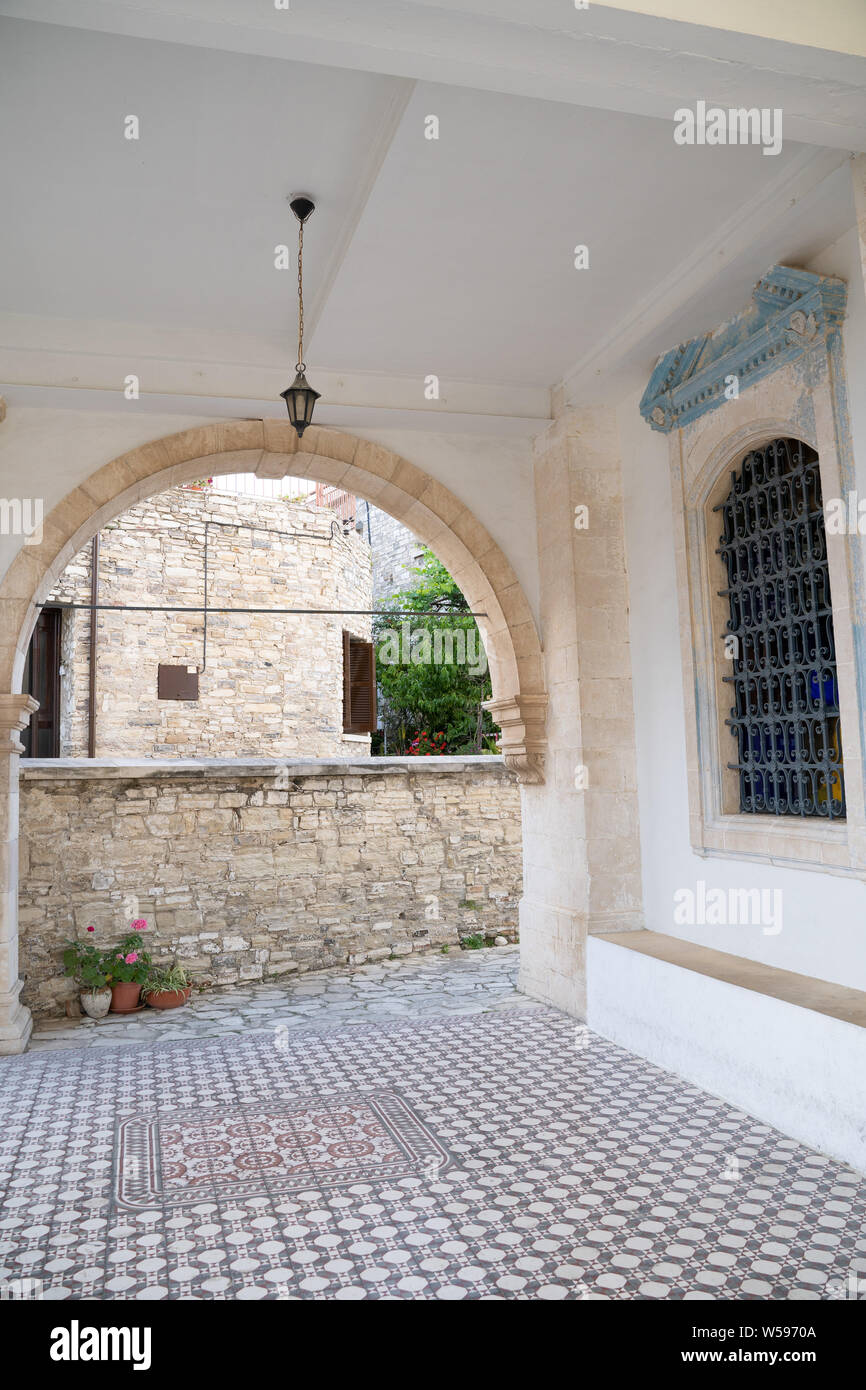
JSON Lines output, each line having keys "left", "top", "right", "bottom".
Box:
{"left": 1, "top": 1006, "right": 865, "bottom": 1300}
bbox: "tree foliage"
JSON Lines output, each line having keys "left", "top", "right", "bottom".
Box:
{"left": 373, "top": 549, "right": 499, "bottom": 755}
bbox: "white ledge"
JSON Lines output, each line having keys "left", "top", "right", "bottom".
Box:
{"left": 587, "top": 931, "right": 866, "bottom": 1171}
{"left": 20, "top": 755, "right": 510, "bottom": 781}
{"left": 593, "top": 929, "right": 866, "bottom": 1030}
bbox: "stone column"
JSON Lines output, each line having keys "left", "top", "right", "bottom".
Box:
{"left": 0, "top": 694, "right": 38, "bottom": 1054}
{"left": 518, "top": 408, "right": 643, "bottom": 1017}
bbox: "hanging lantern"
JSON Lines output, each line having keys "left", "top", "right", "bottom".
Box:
{"left": 280, "top": 369, "right": 320, "bottom": 437}
{"left": 281, "top": 195, "right": 321, "bottom": 438}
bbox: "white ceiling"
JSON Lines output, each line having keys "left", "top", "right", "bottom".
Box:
{"left": 0, "top": 6, "right": 863, "bottom": 427}
{"left": 312, "top": 82, "right": 824, "bottom": 387}
{"left": 0, "top": 20, "right": 405, "bottom": 339}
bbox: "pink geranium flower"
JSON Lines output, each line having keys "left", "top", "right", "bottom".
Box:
{"left": 124, "top": 952, "right": 139, "bottom": 964}
{"left": 130, "top": 919, "right": 148, "bottom": 931}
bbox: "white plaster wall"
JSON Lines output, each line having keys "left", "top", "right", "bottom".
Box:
{"left": 809, "top": 227, "right": 866, "bottom": 495}
{"left": 618, "top": 229, "right": 866, "bottom": 991}
{"left": 0, "top": 409, "right": 540, "bottom": 627}
{"left": 351, "top": 428, "right": 540, "bottom": 625}
{"left": 587, "top": 936, "right": 866, "bottom": 1172}
{"left": 0, "top": 408, "right": 214, "bottom": 583}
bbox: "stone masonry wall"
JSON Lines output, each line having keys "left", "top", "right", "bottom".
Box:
{"left": 47, "top": 485, "right": 372, "bottom": 758}
{"left": 368, "top": 504, "right": 425, "bottom": 603}
{"left": 19, "top": 758, "right": 522, "bottom": 1017}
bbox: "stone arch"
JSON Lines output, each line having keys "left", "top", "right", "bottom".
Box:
{"left": 0, "top": 420, "right": 548, "bottom": 1052}
{"left": 1, "top": 420, "right": 547, "bottom": 777}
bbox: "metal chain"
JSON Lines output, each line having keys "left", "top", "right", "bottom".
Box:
{"left": 296, "top": 220, "right": 305, "bottom": 372}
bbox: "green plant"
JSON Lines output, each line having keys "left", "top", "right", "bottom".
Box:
{"left": 145, "top": 963, "right": 190, "bottom": 995}
{"left": 62, "top": 939, "right": 109, "bottom": 990}
{"left": 460, "top": 933, "right": 486, "bottom": 950}
{"left": 103, "top": 931, "right": 151, "bottom": 986}
{"left": 440, "top": 944, "right": 450, "bottom": 954}
{"left": 373, "top": 549, "right": 499, "bottom": 755}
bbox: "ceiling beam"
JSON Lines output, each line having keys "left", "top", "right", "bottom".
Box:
{"left": 0, "top": 381, "right": 550, "bottom": 438}
{"left": 304, "top": 78, "right": 414, "bottom": 348}
{"left": 3, "top": 1, "right": 865, "bottom": 151}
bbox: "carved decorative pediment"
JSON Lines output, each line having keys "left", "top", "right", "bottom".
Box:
{"left": 639, "top": 265, "right": 847, "bottom": 434}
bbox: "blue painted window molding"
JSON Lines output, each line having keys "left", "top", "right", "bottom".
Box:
{"left": 639, "top": 266, "right": 846, "bottom": 434}
{"left": 639, "top": 264, "right": 866, "bottom": 878}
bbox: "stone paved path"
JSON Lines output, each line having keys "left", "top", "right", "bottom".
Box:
{"left": 28, "top": 944, "right": 535, "bottom": 1052}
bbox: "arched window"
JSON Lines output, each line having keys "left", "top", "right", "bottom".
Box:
{"left": 717, "top": 437, "right": 844, "bottom": 818}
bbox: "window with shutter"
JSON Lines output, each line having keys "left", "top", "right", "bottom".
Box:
{"left": 342, "top": 632, "right": 377, "bottom": 733}
{"left": 22, "top": 607, "right": 62, "bottom": 757}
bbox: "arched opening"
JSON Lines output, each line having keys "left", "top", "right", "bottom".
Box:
{"left": 3, "top": 423, "right": 545, "bottom": 754}
{"left": 0, "top": 422, "right": 547, "bottom": 1050}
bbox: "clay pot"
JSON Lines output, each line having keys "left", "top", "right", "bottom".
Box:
{"left": 80, "top": 988, "right": 112, "bottom": 1019}
{"left": 109, "top": 982, "right": 142, "bottom": 1013}
{"left": 145, "top": 986, "right": 191, "bottom": 1011}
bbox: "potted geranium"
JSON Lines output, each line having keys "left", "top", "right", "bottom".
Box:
{"left": 104, "top": 923, "right": 152, "bottom": 1013}
{"left": 144, "top": 964, "right": 192, "bottom": 1010}
{"left": 62, "top": 927, "right": 112, "bottom": 1019}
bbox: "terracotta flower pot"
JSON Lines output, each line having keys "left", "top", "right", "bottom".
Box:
{"left": 80, "top": 987, "right": 112, "bottom": 1019}
{"left": 109, "top": 981, "right": 141, "bottom": 1013}
{"left": 144, "top": 986, "right": 190, "bottom": 1011}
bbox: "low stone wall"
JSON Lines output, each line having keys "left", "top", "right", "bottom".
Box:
{"left": 19, "top": 756, "right": 522, "bottom": 1017}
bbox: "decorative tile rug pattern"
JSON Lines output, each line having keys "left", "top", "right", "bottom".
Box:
{"left": 2, "top": 1003, "right": 866, "bottom": 1300}
{"left": 115, "top": 1092, "right": 450, "bottom": 1210}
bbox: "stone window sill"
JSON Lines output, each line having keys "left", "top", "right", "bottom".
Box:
{"left": 694, "top": 812, "right": 851, "bottom": 875}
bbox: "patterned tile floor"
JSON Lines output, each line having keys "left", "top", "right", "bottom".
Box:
{"left": 2, "top": 950, "right": 865, "bottom": 1301}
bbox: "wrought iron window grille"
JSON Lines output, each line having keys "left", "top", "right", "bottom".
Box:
{"left": 715, "top": 437, "right": 845, "bottom": 819}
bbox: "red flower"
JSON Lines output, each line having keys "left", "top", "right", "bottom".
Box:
{"left": 86, "top": 926, "right": 95, "bottom": 933}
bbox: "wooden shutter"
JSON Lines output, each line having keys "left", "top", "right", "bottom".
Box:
{"left": 22, "top": 608, "right": 61, "bottom": 757}
{"left": 343, "top": 632, "right": 377, "bottom": 733}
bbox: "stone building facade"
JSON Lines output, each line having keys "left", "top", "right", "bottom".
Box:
{"left": 48, "top": 485, "right": 373, "bottom": 758}
{"left": 18, "top": 757, "right": 522, "bottom": 1017}
{"left": 366, "top": 503, "right": 425, "bottom": 603}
